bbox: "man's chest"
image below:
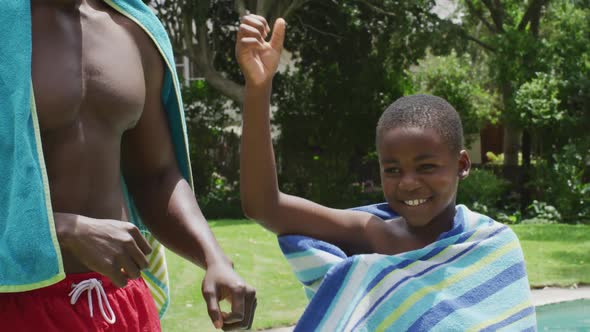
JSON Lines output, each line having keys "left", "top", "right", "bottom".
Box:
{"left": 31, "top": 3, "right": 149, "bottom": 132}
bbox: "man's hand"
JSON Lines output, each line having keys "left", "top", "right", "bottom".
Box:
{"left": 236, "top": 14, "right": 286, "bottom": 87}
{"left": 55, "top": 213, "right": 152, "bottom": 287}
{"left": 202, "top": 262, "right": 257, "bottom": 330}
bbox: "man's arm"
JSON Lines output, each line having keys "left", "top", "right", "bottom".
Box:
{"left": 237, "top": 15, "right": 381, "bottom": 254}
{"left": 121, "top": 45, "right": 254, "bottom": 330}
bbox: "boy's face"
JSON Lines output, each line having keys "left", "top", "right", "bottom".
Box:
{"left": 378, "top": 127, "right": 470, "bottom": 228}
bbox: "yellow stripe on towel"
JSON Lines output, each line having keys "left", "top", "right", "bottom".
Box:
{"left": 376, "top": 240, "right": 520, "bottom": 331}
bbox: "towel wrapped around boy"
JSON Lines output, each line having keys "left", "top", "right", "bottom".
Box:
{"left": 279, "top": 204, "right": 537, "bottom": 332}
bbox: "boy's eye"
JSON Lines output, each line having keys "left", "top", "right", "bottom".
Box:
{"left": 418, "top": 164, "right": 437, "bottom": 172}
{"left": 384, "top": 167, "right": 400, "bottom": 174}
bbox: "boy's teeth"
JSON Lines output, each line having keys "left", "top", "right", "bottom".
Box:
{"left": 405, "top": 199, "right": 427, "bottom": 206}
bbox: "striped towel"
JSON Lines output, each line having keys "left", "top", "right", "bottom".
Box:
{"left": 279, "top": 205, "right": 537, "bottom": 331}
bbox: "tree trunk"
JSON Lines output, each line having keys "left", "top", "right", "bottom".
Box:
{"left": 501, "top": 82, "right": 520, "bottom": 167}
{"left": 520, "top": 129, "right": 531, "bottom": 212}
{"left": 503, "top": 124, "right": 521, "bottom": 166}
{"left": 502, "top": 123, "right": 522, "bottom": 189}
{"left": 501, "top": 82, "right": 522, "bottom": 186}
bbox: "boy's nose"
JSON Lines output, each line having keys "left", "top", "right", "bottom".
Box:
{"left": 398, "top": 173, "right": 421, "bottom": 192}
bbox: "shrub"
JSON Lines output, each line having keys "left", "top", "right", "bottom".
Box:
{"left": 198, "top": 173, "right": 243, "bottom": 220}
{"left": 525, "top": 200, "right": 561, "bottom": 223}
{"left": 529, "top": 142, "right": 590, "bottom": 223}
{"left": 457, "top": 168, "right": 510, "bottom": 210}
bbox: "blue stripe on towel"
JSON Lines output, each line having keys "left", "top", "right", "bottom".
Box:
{"left": 279, "top": 235, "right": 347, "bottom": 257}
{"left": 297, "top": 265, "right": 337, "bottom": 286}
{"left": 344, "top": 234, "right": 472, "bottom": 330}
{"left": 360, "top": 234, "right": 518, "bottom": 331}
{"left": 480, "top": 306, "right": 536, "bottom": 332}
{"left": 407, "top": 262, "right": 527, "bottom": 331}
{"left": 350, "top": 226, "right": 509, "bottom": 331}
{"left": 350, "top": 203, "right": 398, "bottom": 220}
{"left": 294, "top": 259, "right": 356, "bottom": 332}
{"left": 360, "top": 229, "right": 478, "bottom": 292}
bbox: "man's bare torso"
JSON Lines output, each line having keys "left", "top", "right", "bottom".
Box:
{"left": 31, "top": 0, "right": 161, "bottom": 272}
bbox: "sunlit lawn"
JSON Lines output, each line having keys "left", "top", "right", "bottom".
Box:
{"left": 161, "top": 220, "right": 307, "bottom": 331}
{"left": 161, "top": 221, "right": 590, "bottom": 331}
{"left": 512, "top": 224, "right": 590, "bottom": 287}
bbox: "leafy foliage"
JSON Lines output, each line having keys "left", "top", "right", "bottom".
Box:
{"left": 523, "top": 200, "right": 561, "bottom": 223}
{"left": 529, "top": 142, "right": 590, "bottom": 223}
{"left": 273, "top": 0, "right": 450, "bottom": 205}
{"left": 182, "top": 80, "right": 242, "bottom": 217}
{"left": 449, "top": 1, "right": 589, "bottom": 219}
{"left": 457, "top": 168, "right": 511, "bottom": 213}
{"left": 197, "top": 172, "right": 243, "bottom": 219}
{"left": 536, "top": 2, "right": 590, "bottom": 149}
{"left": 151, "top": 0, "right": 589, "bottom": 221}
{"left": 410, "top": 51, "right": 498, "bottom": 143}
{"left": 515, "top": 72, "right": 563, "bottom": 127}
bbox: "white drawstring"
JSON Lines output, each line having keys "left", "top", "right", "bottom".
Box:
{"left": 69, "top": 278, "right": 116, "bottom": 324}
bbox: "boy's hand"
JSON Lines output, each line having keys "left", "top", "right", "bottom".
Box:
{"left": 236, "top": 14, "right": 286, "bottom": 87}
{"left": 202, "top": 262, "right": 257, "bottom": 330}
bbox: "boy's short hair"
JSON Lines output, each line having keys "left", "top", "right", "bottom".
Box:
{"left": 376, "top": 94, "right": 464, "bottom": 153}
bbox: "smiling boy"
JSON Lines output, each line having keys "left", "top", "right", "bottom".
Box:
{"left": 236, "top": 14, "right": 536, "bottom": 331}
{"left": 236, "top": 15, "right": 470, "bottom": 256}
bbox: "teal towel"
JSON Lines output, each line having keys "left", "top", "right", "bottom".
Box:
{"left": 1, "top": 1, "right": 192, "bottom": 318}
{"left": 0, "top": 1, "right": 64, "bottom": 292}
{"left": 279, "top": 205, "right": 538, "bottom": 331}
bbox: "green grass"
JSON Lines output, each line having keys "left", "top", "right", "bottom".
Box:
{"left": 161, "top": 221, "right": 590, "bottom": 331}
{"left": 512, "top": 224, "right": 590, "bottom": 287}
{"left": 161, "top": 220, "right": 307, "bottom": 331}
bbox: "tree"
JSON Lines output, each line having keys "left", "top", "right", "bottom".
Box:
{"left": 146, "top": 1, "right": 315, "bottom": 213}
{"left": 150, "top": 0, "right": 588, "bottom": 217}
{"left": 151, "top": 0, "right": 311, "bottom": 104}
{"left": 436, "top": 0, "right": 590, "bottom": 213}
{"left": 514, "top": 2, "right": 590, "bottom": 220}
{"left": 149, "top": 0, "right": 451, "bottom": 207}
{"left": 450, "top": 0, "right": 551, "bottom": 167}
{"left": 539, "top": 1, "right": 590, "bottom": 145}
{"left": 271, "top": 0, "right": 451, "bottom": 205}
{"left": 410, "top": 51, "right": 498, "bottom": 142}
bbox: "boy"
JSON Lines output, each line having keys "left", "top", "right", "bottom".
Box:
{"left": 236, "top": 15, "right": 536, "bottom": 331}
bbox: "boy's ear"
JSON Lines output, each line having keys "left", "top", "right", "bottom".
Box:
{"left": 458, "top": 150, "right": 471, "bottom": 180}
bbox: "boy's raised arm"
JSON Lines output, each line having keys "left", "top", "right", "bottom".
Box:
{"left": 236, "top": 15, "right": 381, "bottom": 253}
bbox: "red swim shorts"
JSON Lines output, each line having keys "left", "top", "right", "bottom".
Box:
{"left": 0, "top": 272, "right": 161, "bottom": 332}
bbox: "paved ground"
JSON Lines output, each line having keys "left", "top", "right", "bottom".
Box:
{"left": 261, "top": 286, "right": 590, "bottom": 331}
{"left": 531, "top": 285, "right": 590, "bottom": 306}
